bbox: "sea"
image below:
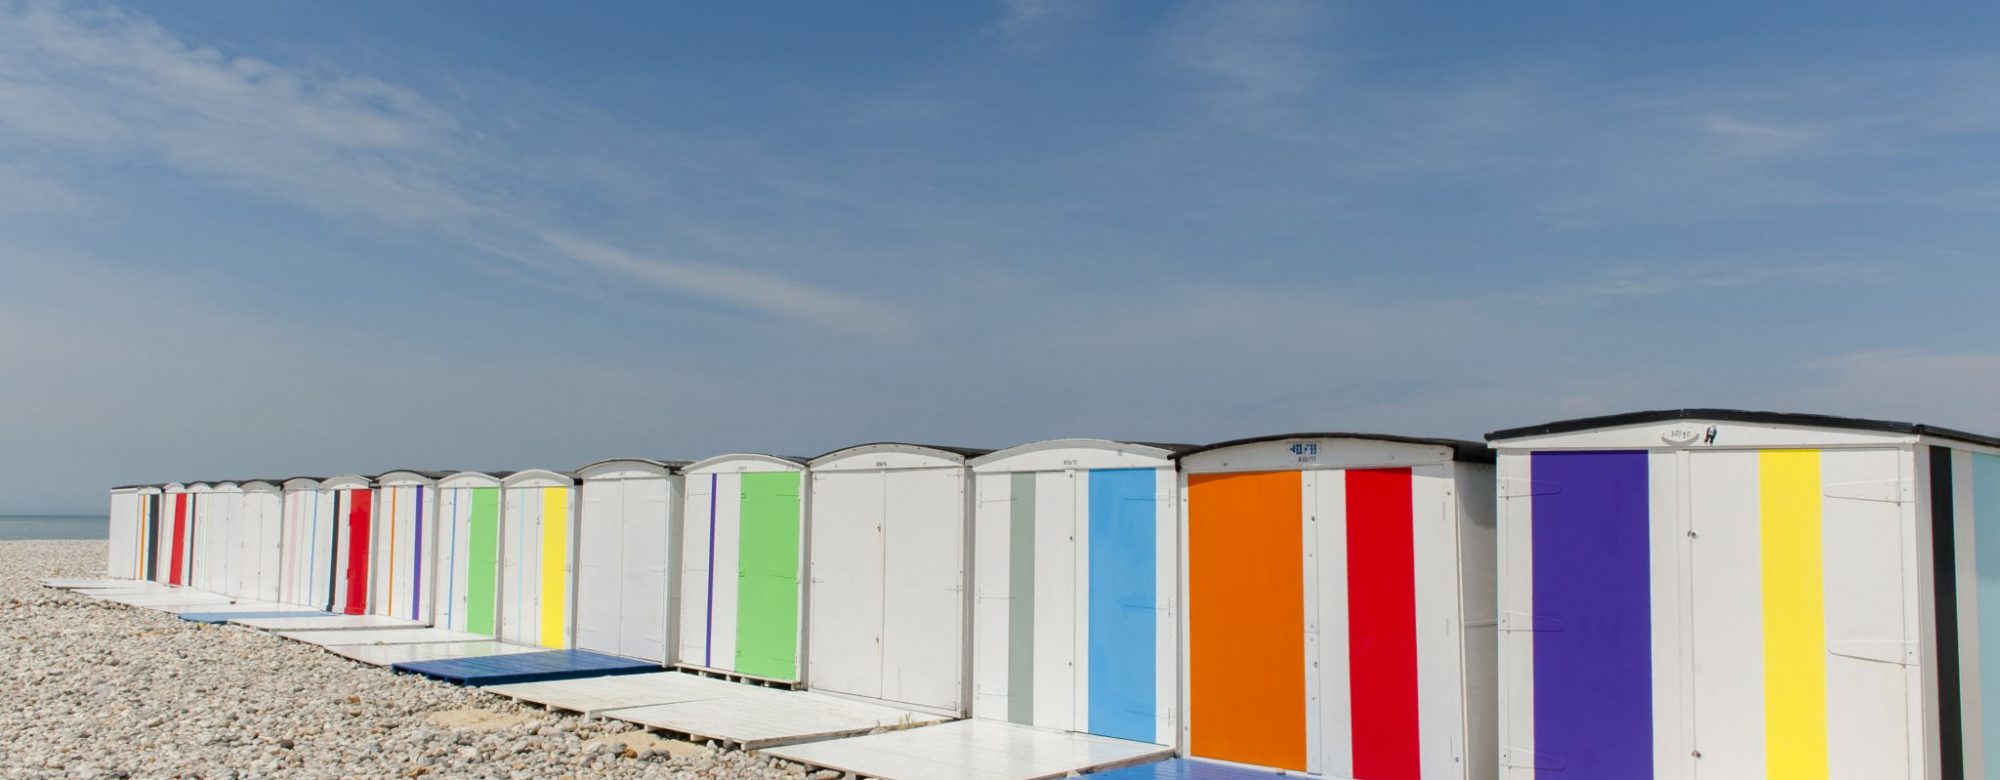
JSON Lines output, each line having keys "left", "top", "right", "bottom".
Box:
{"left": 0, "top": 515, "right": 108, "bottom": 541}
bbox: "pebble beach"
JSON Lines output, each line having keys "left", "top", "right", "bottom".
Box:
{"left": 0, "top": 540, "right": 809, "bottom": 779}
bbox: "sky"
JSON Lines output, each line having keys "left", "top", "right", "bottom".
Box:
{"left": 4, "top": 1, "right": 2000, "bottom": 513}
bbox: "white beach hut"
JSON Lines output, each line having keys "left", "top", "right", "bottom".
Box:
{"left": 805, "top": 443, "right": 988, "bottom": 715}
{"left": 106, "top": 485, "right": 157, "bottom": 580}
{"left": 236, "top": 480, "right": 286, "bottom": 602}
{"left": 1486, "top": 409, "right": 2000, "bottom": 780}
{"left": 323, "top": 474, "right": 376, "bottom": 615}
{"left": 576, "top": 458, "right": 686, "bottom": 664}
{"left": 187, "top": 482, "right": 230, "bottom": 594}
{"left": 677, "top": 453, "right": 809, "bottom": 683}
{"left": 371, "top": 470, "right": 448, "bottom": 623}
{"left": 1175, "top": 433, "right": 1497, "bottom": 779}
{"left": 278, "top": 477, "right": 336, "bottom": 609}
{"left": 433, "top": 471, "right": 508, "bottom": 637}
{"left": 968, "top": 439, "right": 1186, "bottom": 746}
{"left": 499, "top": 469, "right": 577, "bottom": 649}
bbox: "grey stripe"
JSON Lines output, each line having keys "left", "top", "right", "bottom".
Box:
{"left": 1008, "top": 472, "right": 1035, "bottom": 725}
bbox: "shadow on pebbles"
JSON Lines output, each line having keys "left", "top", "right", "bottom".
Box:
{"left": 0, "top": 540, "right": 808, "bottom": 779}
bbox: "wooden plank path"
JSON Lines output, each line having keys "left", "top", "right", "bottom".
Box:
{"left": 763, "top": 720, "right": 1173, "bottom": 780}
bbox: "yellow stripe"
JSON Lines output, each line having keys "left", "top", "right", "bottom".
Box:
{"left": 539, "top": 487, "right": 569, "bottom": 649}
{"left": 1761, "top": 449, "right": 1828, "bottom": 779}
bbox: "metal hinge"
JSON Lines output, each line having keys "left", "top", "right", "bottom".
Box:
{"left": 1498, "top": 479, "right": 1561, "bottom": 499}
{"left": 1824, "top": 479, "right": 1913, "bottom": 504}
{"left": 1498, "top": 611, "right": 1563, "bottom": 632}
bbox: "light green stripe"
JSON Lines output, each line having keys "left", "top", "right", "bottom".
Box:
{"left": 735, "top": 471, "right": 802, "bottom": 681}
{"left": 1009, "top": 472, "right": 1036, "bottom": 725}
{"left": 464, "top": 487, "right": 499, "bottom": 637}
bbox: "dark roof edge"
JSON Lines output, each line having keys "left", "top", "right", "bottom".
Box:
{"left": 1173, "top": 432, "right": 1494, "bottom": 463}
{"left": 1485, "top": 408, "right": 2000, "bottom": 450}
{"left": 811, "top": 442, "right": 995, "bottom": 462}
{"left": 576, "top": 458, "right": 696, "bottom": 474}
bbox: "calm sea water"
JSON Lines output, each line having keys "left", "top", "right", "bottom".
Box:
{"left": 0, "top": 515, "right": 108, "bottom": 541}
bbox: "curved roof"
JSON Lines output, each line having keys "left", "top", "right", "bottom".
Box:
{"left": 1175, "top": 432, "right": 1493, "bottom": 463}
{"left": 970, "top": 438, "right": 1193, "bottom": 469}
{"left": 500, "top": 469, "right": 576, "bottom": 486}
{"left": 372, "top": 469, "right": 453, "bottom": 481}
{"left": 110, "top": 483, "right": 162, "bottom": 490}
{"left": 1486, "top": 408, "right": 2000, "bottom": 449}
{"left": 576, "top": 458, "right": 692, "bottom": 474}
{"left": 682, "top": 453, "right": 811, "bottom": 472}
{"left": 810, "top": 442, "right": 992, "bottom": 466}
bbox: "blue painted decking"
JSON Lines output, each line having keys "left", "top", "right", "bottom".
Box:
{"left": 178, "top": 610, "right": 333, "bottom": 623}
{"left": 1085, "top": 758, "right": 1284, "bottom": 779}
{"left": 392, "top": 649, "right": 659, "bottom": 686}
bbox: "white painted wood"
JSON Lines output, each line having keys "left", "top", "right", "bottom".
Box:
{"left": 1301, "top": 470, "right": 1324, "bottom": 776}
{"left": 970, "top": 440, "right": 1177, "bottom": 473}
{"left": 1652, "top": 451, "right": 1691, "bottom": 780}
{"left": 499, "top": 483, "right": 540, "bottom": 646}
{"left": 1180, "top": 437, "right": 1455, "bottom": 475}
{"left": 1412, "top": 464, "right": 1467, "bottom": 778}
{"left": 763, "top": 719, "right": 1172, "bottom": 780}
{"left": 1686, "top": 450, "right": 1765, "bottom": 777}
{"left": 107, "top": 489, "right": 137, "bottom": 579}
{"left": 679, "top": 474, "right": 715, "bottom": 665}
{"left": 623, "top": 474, "right": 674, "bottom": 664}
{"left": 1310, "top": 469, "right": 1353, "bottom": 778}
{"left": 709, "top": 471, "right": 744, "bottom": 669}
{"left": 971, "top": 472, "right": 1013, "bottom": 722}
{"left": 1152, "top": 467, "right": 1179, "bottom": 746}
{"left": 159, "top": 601, "right": 317, "bottom": 615}
{"left": 1032, "top": 470, "right": 1077, "bottom": 732}
{"left": 1491, "top": 420, "right": 1914, "bottom": 451}
{"left": 807, "top": 469, "right": 887, "bottom": 700}
{"left": 879, "top": 466, "right": 968, "bottom": 714}
{"left": 1823, "top": 448, "right": 1914, "bottom": 778}
{"left": 1495, "top": 452, "right": 1537, "bottom": 778}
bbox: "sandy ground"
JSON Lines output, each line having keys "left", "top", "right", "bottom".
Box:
{"left": 0, "top": 540, "right": 809, "bottom": 779}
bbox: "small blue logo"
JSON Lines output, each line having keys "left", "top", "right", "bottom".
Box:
{"left": 1290, "top": 443, "right": 1319, "bottom": 457}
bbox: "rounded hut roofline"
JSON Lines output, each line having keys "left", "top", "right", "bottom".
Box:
{"left": 809, "top": 442, "right": 993, "bottom": 466}
{"left": 969, "top": 438, "right": 1196, "bottom": 466}
{"left": 682, "top": 453, "right": 811, "bottom": 472}
{"left": 1173, "top": 432, "right": 1494, "bottom": 463}
{"left": 500, "top": 469, "right": 576, "bottom": 486}
{"left": 1485, "top": 407, "right": 2000, "bottom": 450}
{"left": 372, "top": 469, "right": 454, "bottom": 481}
{"left": 575, "top": 457, "right": 693, "bottom": 474}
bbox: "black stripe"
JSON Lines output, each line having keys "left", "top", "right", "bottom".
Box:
{"left": 145, "top": 495, "right": 159, "bottom": 581}
{"left": 325, "top": 491, "right": 341, "bottom": 613}
{"left": 1932, "top": 445, "right": 1965, "bottom": 780}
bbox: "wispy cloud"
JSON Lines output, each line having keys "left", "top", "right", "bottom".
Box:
{"left": 0, "top": 0, "right": 904, "bottom": 333}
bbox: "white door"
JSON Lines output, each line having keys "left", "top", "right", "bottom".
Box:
{"left": 680, "top": 476, "right": 715, "bottom": 664}
{"left": 499, "top": 487, "right": 538, "bottom": 645}
{"left": 576, "top": 479, "right": 623, "bottom": 656}
{"left": 809, "top": 470, "right": 887, "bottom": 699}
{"left": 622, "top": 477, "right": 671, "bottom": 663}
{"left": 880, "top": 468, "right": 968, "bottom": 712}
{"left": 1688, "top": 450, "right": 1766, "bottom": 778}
{"left": 1032, "top": 470, "right": 1078, "bottom": 731}
{"left": 1819, "top": 449, "right": 1911, "bottom": 777}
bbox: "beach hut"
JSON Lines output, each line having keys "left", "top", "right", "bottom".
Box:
{"left": 324, "top": 474, "right": 376, "bottom": 615}
{"left": 1175, "top": 433, "right": 1497, "bottom": 778}
{"left": 158, "top": 483, "right": 189, "bottom": 585}
{"left": 236, "top": 480, "right": 286, "bottom": 603}
{"left": 206, "top": 481, "right": 246, "bottom": 597}
{"left": 967, "top": 440, "right": 1185, "bottom": 746}
{"left": 499, "top": 470, "right": 577, "bottom": 649}
{"left": 432, "top": 471, "right": 508, "bottom": 637}
{"left": 1486, "top": 409, "right": 2000, "bottom": 780}
{"left": 278, "top": 477, "right": 336, "bottom": 609}
{"left": 677, "top": 454, "right": 808, "bottom": 682}
{"left": 371, "top": 470, "right": 448, "bottom": 623}
{"left": 105, "top": 485, "right": 153, "bottom": 580}
{"left": 576, "top": 458, "right": 686, "bottom": 664}
{"left": 186, "top": 482, "right": 228, "bottom": 593}
{"left": 806, "top": 443, "right": 988, "bottom": 715}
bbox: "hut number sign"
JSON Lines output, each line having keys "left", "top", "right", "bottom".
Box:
{"left": 1290, "top": 442, "right": 1320, "bottom": 463}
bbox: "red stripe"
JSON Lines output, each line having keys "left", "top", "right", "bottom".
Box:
{"left": 167, "top": 493, "right": 188, "bottom": 586}
{"left": 1346, "top": 468, "right": 1421, "bottom": 779}
{"left": 343, "top": 490, "right": 373, "bottom": 615}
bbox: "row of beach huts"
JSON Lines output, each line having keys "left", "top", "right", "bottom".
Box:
{"left": 71, "top": 409, "right": 2000, "bottom": 780}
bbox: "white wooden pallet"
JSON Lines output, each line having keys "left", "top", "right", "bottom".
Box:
{"left": 230, "top": 614, "right": 419, "bottom": 631}
{"left": 278, "top": 627, "right": 488, "bottom": 647}
{"left": 327, "top": 640, "right": 537, "bottom": 667}
{"left": 763, "top": 719, "right": 1173, "bottom": 780}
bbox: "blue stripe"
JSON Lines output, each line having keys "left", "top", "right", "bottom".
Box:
{"left": 1087, "top": 468, "right": 1157, "bottom": 743}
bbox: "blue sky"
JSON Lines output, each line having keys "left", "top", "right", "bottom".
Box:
{"left": 4, "top": 1, "right": 2000, "bottom": 512}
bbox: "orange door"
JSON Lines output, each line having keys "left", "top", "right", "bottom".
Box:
{"left": 1187, "top": 471, "right": 1307, "bottom": 770}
